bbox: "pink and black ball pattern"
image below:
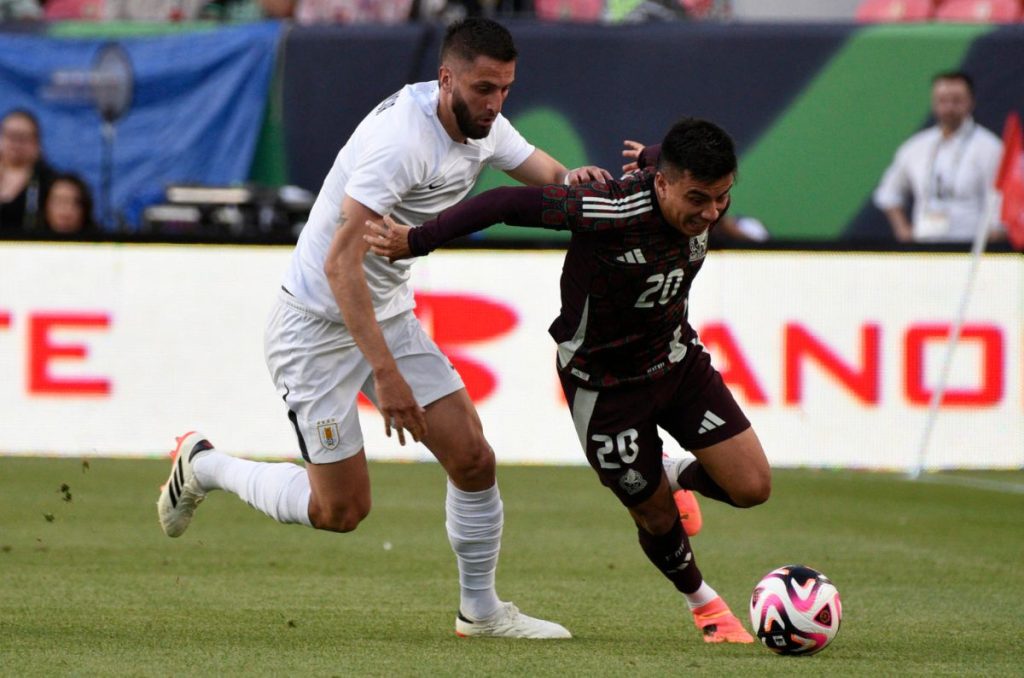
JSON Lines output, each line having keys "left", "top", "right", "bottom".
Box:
{"left": 749, "top": 564, "right": 842, "bottom": 656}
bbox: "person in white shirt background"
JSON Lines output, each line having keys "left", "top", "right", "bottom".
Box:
{"left": 874, "top": 71, "right": 1004, "bottom": 244}
{"left": 157, "top": 17, "right": 610, "bottom": 639}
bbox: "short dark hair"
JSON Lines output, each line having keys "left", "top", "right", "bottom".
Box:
{"left": 2, "top": 108, "right": 41, "bottom": 140}
{"left": 658, "top": 118, "right": 737, "bottom": 183}
{"left": 933, "top": 70, "right": 975, "bottom": 97}
{"left": 440, "top": 18, "right": 517, "bottom": 66}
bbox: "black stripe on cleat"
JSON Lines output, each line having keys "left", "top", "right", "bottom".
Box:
{"left": 189, "top": 440, "right": 214, "bottom": 461}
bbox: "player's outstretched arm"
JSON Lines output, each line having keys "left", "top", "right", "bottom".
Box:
{"left": 364, "top": 186, "right": 547, "bottom": 259}
{"left": 507, "top": 148, "right": 612, "bottom": 186}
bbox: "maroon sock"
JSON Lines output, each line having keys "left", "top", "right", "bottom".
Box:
{"left": 678, "top": 462, "right": 739, "bottom": 507}
{"left": 637, "top": 519, "right": 702, "bottom": 594}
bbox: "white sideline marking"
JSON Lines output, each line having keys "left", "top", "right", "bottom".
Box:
{"left": 910, "top": 474, "right": 1024, "bottom": 495}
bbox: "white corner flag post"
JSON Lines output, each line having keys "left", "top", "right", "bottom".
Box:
{"left": 909, "top": 196, "right": 997, "bottom": 480}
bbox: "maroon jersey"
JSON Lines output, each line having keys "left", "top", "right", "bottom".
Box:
{"left": 409, "top": 169, "right": 714, "bottom": 389}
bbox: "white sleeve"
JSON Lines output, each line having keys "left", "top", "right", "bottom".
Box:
{"left": 345, "top": 139, "right": 427, "bottom": 217}
{"left": 873, "top": 144, "right": 911, "bottom": 211}
{"left": 486, "top": 115, "right": 535, "bottom": 171}
{"left": 976, "top": 134, "right": 1003, "bottom": 186}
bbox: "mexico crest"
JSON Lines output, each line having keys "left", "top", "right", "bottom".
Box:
{"left": 619, "top": 468, "right": 648, "bottom": 495}
{"left": 688, "top": 230, "right": 708, "bottom": 262}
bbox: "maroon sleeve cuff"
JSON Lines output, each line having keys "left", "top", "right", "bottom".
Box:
{"left": 637, "top": 143, "right": 661, "bottom": 170}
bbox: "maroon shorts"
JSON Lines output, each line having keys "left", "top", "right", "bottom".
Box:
{"left": 559, "top": 345, "right": 750, "bottom": 507}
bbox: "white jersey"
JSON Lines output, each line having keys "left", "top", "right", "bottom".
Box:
{"left": 282, "top": 81, "right": 535, "bottom": 324}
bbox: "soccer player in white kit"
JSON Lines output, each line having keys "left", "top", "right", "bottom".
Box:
{"left": 156, "top": 18, "right": 610, "bottom": 639}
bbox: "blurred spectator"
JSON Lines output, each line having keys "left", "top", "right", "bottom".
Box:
{"left": 281, "top": 0, "right": 414, "bottom": 23}
{"left": 439, "top": 0, "right": 531, "bottom": 20}
{"left": 42, "top": 173, "right": 97, "bottom": 237}
{"left": 41, "top": 0, "right": 208, "bottom": 20}
{"left": 608, "top": 0, "right": 726, "bottom": 22}
{"left": 0, "top": 0, "right": 42, "bottom": 19}
{"left": 534, "top": 0, "right": 602, "bottom": 21}
{"left": 0, "top": 109, "right": 55, "bottom": 234}
{"left": 41, "top": 0, "right": 102, "bottom": 19}
{"left": 103, "top": 0, "right": 207, "bottom": 20}
{"left": 42, "top": 0, "right": 292, "bottom": 21}
{"left": 200, "top": 0, "right": 293, "bottom": 20}
{"left": 873, "top": 71, "right": 1004, "bottom": 243}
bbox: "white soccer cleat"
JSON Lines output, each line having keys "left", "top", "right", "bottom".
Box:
{"left": 157, "top": 431, "right": 214, "bottom": 538}
{"left": 455, "top": 602, "right": 572, "bottom": 639}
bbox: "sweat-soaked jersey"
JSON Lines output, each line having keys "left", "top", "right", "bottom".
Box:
{"left": 409, "top": 169, "right": 714, "bottom": 389}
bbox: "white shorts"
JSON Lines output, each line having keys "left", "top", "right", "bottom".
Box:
{"left": 264, "top": 292, "right": 464, "bottom": 464}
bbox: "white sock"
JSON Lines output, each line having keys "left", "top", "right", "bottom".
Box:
{"left": 445, "top": 479, "right": 503, "bottom": 621}
{"left": 684, "top": 581, "right": 719, "bottom": 610}
{"left": 663, "top": 455, "right": 697, "bottom": 493}
{"left": 193, "top": 452, "right": 312, "bottom": 527}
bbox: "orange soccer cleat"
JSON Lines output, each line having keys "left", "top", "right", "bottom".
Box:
{"left": 692, "top": 597, "right": 754, "bottom": 644}
{"left": 663, "top": 454, "right": 703, "bottom": 536}
{"left": 674, "top": 488, "right": 703, "bottom": 537}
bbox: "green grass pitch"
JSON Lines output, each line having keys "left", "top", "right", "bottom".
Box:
{"left": 1, "top": 458, "right": 1022, "bottom": 676}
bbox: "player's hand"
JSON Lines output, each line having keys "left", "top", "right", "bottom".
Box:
{"left": 364, "top": 216, "right": 413, "bottom": 261}
{"left": 373, "top": 366, "right": 427, "bottom": 445}
{"left": 621, "top": 139, "right": 645, "bottom": 174}
{"left": 564, "top": 165, "right": 613, "bottom": 185}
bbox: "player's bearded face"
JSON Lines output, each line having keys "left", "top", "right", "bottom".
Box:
{"left": 657, "top": 170, "right": 734, "bottom": 237}
{"left": 451, "top": 87, "right": 492, "bottom": 140}
{"left": 447, "top": 56, "right": 515, "bottom": 141}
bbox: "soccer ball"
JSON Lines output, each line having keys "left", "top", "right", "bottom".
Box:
{"left": 749, "top": 564, "right": 842, "bottom": 656}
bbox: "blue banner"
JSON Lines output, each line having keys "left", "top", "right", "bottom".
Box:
{"left": 0, "top": 21, "right": 280, "bottom": 229}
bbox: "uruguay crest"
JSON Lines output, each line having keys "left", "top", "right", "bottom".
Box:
{"left": 317, "top": 420, "right": 340, "bottom": 450}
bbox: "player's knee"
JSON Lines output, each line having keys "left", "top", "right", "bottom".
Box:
{"left": 731, "top": 472, "right": 771, "bottom": 508}
{"left": 309, "top": 499, "right": 371, "bottom": 533}
{"left": 447, "top": 435, "right": 496, "bottom": 487}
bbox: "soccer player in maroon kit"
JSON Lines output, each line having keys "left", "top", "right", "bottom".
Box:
{"left": 365, "top": 118, "right": 770, "bottom": 643}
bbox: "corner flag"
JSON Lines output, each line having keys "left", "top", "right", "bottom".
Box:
{"left": 996, "top": 111, "right": 1024, "bottom": 251}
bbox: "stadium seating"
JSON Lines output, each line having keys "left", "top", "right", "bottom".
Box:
{"left": 934, "top": 0, "right": 1022, "bottom": 21}
{"left": 855, "top": 0, "right": 936, "bottom": 22}
{"left": 535, "top": 0, "right": 604, "bottom": 22}
{"left": 43, "top": 0, "right": 104, "bottom": 20}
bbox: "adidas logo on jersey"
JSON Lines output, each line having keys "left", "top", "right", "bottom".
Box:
{"left": 698, "top": 410, "right": 725, "bottom": 434}
{"left": 614, "top": 248, "right": 647, "bottom": 264}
